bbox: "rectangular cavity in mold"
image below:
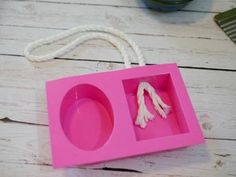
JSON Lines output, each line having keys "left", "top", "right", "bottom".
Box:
{"left": 122, "top": 73, "right": 190, "bottom": 141}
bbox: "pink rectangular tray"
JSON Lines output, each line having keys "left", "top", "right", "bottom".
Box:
{"left": 46, "top": 63, "right": 204, "bottom": 168}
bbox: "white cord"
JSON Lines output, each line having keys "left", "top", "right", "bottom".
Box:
{"left": 23, "top": 25, "right": 170, "bottom": 128}
{"left": 24, "top": 25, "right": 145, "bottom": 68}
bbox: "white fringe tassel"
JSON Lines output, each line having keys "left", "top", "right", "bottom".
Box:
{"left": 135, "top": 82, "right": 171, "bottom": 128}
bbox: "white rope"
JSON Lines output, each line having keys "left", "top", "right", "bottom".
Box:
{"left": 24, "top": 25, "right": 145, "bottom": 68}
{"left": 135, "top": 82, "right": 171, "bottom": 128}
{"left": 23, "top": 25, "right": 170, "bottom": 128}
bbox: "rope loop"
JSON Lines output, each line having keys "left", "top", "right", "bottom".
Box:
{"left": 24, "top": 25, "right": 145, "bottom": 68}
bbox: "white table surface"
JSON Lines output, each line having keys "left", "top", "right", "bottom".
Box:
{"left": 0, "top": 0, "right": 236, "bottom": 176}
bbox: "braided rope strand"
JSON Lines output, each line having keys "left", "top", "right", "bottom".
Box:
{"left": 24, "top": 25, "right": 145, "bottom": 67}
{"left": 25, "top": 33, "right": 132, "bottom": 68}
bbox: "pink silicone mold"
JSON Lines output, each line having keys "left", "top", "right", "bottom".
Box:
{"left": 46, "top": 63, "right": 204, "bottom": 168}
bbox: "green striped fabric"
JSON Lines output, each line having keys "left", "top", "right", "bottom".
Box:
{"left": 214, "top": 8, "right": 236, "bottom": 44}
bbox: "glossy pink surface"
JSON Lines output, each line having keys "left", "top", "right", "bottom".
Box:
{"left": 60, "top": 84, "right": 113, "bottom": 151}
{"left": 46, "top": 63, "right": 204, "bottom": 168}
